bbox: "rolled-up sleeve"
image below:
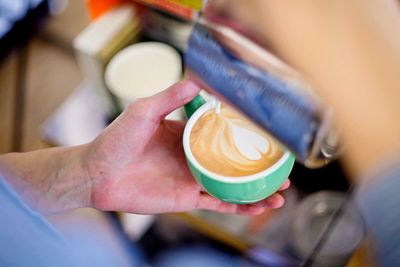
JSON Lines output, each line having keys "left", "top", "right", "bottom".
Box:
{"left": 355, "top": 159, "right": 400, "bottom": 266}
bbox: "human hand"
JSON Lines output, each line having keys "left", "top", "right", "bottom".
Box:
{"left": 86, "top": 81, "right": 290, "bottom": 215}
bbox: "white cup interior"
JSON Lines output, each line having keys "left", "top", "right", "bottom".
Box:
{"left": 105, "top": 42, "right": 182, "bottom": 109}
{"left": 183, "top": 101, "right": 291, "bottom": 183}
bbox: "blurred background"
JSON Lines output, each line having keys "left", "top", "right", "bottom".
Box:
{"left": 0, "top": 1, "right": 373, "bottom": 266}
{"left": 0, "top": 0, "right": 88, "bottom": 152}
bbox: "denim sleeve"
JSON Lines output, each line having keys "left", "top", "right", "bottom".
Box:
{"left": 0, "top": 177, "right": 138, "bottom": 267}
{"left": 355, "top": 159, "right": 400, "bottom": 266}
{"left": 0, "top": 177, "right": 78, "bottom": 267}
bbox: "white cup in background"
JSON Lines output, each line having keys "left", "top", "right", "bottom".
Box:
{"left": 105, "top": 42, "right": 183, "bottom": 119}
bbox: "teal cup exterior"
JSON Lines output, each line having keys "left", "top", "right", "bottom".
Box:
{"left": 183, "top": 96, "right": 295, "bottom": 204}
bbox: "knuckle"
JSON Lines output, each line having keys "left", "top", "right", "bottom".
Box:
{"left": 123, "top": 99, "right": 159, "bottom": 123}
{"left": 129, "top": 98, "right": 155, "bottom": 116}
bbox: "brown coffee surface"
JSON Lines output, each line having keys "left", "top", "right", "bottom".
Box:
{"left": 190, "top": 105, "right": 283, "bottom": 177}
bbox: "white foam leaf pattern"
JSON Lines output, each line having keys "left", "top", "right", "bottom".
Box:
{"left": 190, "top": 104, "right": 283, "bottom": 176}
{"left": 229, "top": 122, "right": 269, "bottom": 160}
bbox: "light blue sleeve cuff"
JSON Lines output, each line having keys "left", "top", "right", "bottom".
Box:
{"left": 355, "top": 158, "right": 400, "bottom": 267}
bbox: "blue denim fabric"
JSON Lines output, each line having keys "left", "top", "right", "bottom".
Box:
{"left": 0, "top": 178, "right": 78, "bottom": 267}
{"left": 356, "top": 160, "right": 400, "bottom": 267}
{"left": 0, "top": 177, "right": 140, "bottom": 267}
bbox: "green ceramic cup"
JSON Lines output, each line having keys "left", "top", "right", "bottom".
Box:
{"left": 183, "top": 96, "right": 295, "bottom": 204}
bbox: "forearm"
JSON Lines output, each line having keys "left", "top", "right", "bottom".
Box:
{"left": 355, "top": 156, "right": 400, "bottom": 267}
{"left": 293, "top": 1, "right": 400, "bottom": 178}
{"left": 0, "top": 145, "right": 92, "bottom": 213}
{"left": 242, "top": 0, "right": 400, "bottom": 177}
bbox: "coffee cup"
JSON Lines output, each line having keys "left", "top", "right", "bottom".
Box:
{"left": 105, "top": 42, "right": 183, "bottom": 119}
{"left": 183, "top": 95, "right": 295, "bottom": 204}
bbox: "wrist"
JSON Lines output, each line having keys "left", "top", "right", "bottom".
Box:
{"left": 73, "top": 143, "right": 96, "bottom": 209}
{"left": 0, "top": 145, "right": 95, "bottom": 213}
{"left": 40, "top": 144, "right": 95, "bottom": 212}
{"left": 83, "top": 139, "right": 115, "bottom": 211}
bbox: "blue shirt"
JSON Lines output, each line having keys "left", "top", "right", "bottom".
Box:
{"left": 355, "top": 159, "right": 400, "bottom": 266}
{"left": 0, "top": 177, "right": 139, "bottom": 267}
{"left": 0, "top": 178, "right": 78, "bottom": 267}
{"left": 1, "top": 160, "right": 400, "bottom": 267}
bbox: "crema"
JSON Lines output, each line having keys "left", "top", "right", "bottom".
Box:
{"left": 190, "top": 104, "right": 283, "bottom": 177}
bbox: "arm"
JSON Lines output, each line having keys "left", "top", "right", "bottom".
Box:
{"left": 0, "top": 145, "right": 91, "bottom": 213}
{"left": 215, "top": 1, "right": 400, "bottom": 265}
{"left": 0, "top": 81, "right": 288, "bottom": 214}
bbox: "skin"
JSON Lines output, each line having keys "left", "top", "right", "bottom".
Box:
{"left": 6, "top": 0, "right": 398, "bottom": 217}
{"left": 209, "top": 0, "right": 400, "bottom": 180}
{"left": 0, "top": 81, "right": 288, "bottom": 215}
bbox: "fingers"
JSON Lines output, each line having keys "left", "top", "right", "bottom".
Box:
{"left": 197, "top": 193, "right": 239, "bottom": 213}
{"left": 251, "top": 193, "right": 285, "bottom": 209}
{"left": 164, "top": 120, "right": 186, "bottom": 136}
{"left": 146, "top": 80, "right": 201, "bottom": 120}
{"left": 278, "top": 179, "right": 291, "bottom": 191}
{"left": 196, "top": 192, "right": 286, "bottom": 216}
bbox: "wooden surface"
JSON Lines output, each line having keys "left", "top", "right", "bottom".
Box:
{"left": 0, "top": 0, "right": 89, "bottom": 153}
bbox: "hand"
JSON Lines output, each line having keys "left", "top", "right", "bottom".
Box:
{"left": 86, "top": 81, "right": 290, "bottom": 215}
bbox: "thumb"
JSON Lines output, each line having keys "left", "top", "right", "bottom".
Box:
{"left": 147, "top": 80, "right": 201, "bottom": 120}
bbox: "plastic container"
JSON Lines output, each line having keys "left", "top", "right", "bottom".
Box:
{"left": 105, "top": 42, "right": 183, "bottom": 118}
{"left": 290, "top": 191, "right": 365, "bottom": 267}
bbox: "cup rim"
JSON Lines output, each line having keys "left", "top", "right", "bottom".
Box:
{"left": 105, "top": 42, "right": 182, "bottom": 101}
{"left": 183, "top": 101, "right": 292, "bottom": 183}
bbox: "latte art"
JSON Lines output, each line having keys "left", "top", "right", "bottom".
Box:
{"left": 190, "top": 105, "right": 283, "bottom": 177}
